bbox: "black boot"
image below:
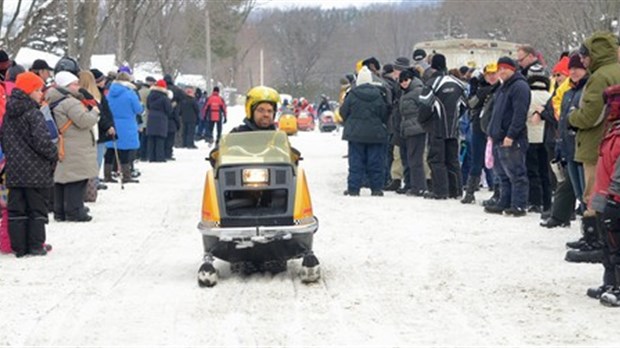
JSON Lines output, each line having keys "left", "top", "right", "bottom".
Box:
{"left": 565, "top": 216, "right": 604, "bottom": 263}
{"left": 600, "top": 265, "right": 620, "bottom": 306}
{"left": 566, "top": 216, "right": 601, "bottom": 250}
{"left": 587, "top": 266, "right": 617, "bottom": 299}
{"left": 482, "top": 187, "right": 500, "bottom": 207}
{"left": 460, "top": 176, "right": 479, "bottom": 204}
{"left": 384, "top": 179, "right": 401, "bottom": 191}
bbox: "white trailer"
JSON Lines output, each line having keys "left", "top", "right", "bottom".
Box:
{"left": 413, "top": 38, "right": 525, "bottom": 69}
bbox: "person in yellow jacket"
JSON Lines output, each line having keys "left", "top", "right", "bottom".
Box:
{"left": 549, "top": 56, "right": 570, "bottom": 120}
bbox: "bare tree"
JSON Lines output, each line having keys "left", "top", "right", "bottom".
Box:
{"left": 0, "top": 0, "right": 59, "bottom": 54}
{"left": 145, "top": 0, "right": 193, "bottom": 76}
{"left": 115, "top": 0, "right": 167, "bottom": 66}
{"left": 259, "top": 8, "right": 340, "bottom": 96}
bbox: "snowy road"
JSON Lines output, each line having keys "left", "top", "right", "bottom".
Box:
{"left": 1, "top": 106, "right": 619, "bottom": 346}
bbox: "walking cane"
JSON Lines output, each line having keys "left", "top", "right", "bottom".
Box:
{"left": 113, "top": 139, "right": 124, "bottom": 190}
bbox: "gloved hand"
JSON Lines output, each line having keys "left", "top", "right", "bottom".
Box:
{"left": 223, "top": 117, "right": 227, "bottom": 124}
{"left": 602, "top": 195, "right": 620, "bottom": 232}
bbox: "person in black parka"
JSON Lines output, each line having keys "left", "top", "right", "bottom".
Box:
{"left": 146, "top": 80, "right": 172, "bottom": 162}
{"left": 179, "top": 87, "right": 200, "bottom": 148}
{"left": 340, "top": 66, "right": 389, "bottom": 196}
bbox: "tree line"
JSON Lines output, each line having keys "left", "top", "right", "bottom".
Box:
{"left": 1, "top": 0, "right": 618, "bottom": 99}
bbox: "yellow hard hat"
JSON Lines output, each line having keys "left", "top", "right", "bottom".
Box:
{"left": 484, "top": 62, "right": 498, "bottom": 74}
{"left": 245, "top": 86, "right": 280, "bottom": 119}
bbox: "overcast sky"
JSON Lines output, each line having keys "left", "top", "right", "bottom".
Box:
{"left": 258, "top": 0, "right": 405, "bottom": 9}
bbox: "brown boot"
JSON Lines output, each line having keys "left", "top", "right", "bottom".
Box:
{"left": 103, "top": 164, "right": 117, "bottom": 183}
{"left": 121, "top": 164, "right": 139, "bottom": 183}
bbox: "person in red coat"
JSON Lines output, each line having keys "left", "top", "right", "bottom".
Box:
{"left": 202, "top": 86, "right": 227, "bottom": 145}
{"left": 590, "top": 84, "right": 620, "bottom": 306}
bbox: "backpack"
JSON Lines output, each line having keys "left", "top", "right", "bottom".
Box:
{"left": 47, "top": 90, "right": 72, "bottom": 161}
{"left": 480, "top": 93, "right": 496, "bottom": 135}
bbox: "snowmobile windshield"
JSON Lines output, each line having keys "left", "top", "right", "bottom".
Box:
{"left": 217, "top": 131, "right": 294, "bottom": 166}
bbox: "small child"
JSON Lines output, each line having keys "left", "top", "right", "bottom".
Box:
{"left": 0, "top": 72, "right": 57, "bottom": 257}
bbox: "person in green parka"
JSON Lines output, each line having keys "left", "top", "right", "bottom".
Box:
{"left": 566, "top": 31, "right": 620, "bottom": 264}
{"left": 569, "top": 32, "right": 620, "bottom": 215}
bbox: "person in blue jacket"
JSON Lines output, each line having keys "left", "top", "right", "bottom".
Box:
{"left": 104, "top": 72, "right": 144, "bottom": 184}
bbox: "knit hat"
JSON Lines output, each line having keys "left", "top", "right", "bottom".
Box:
{"left": 356, "top": 66, "right": 373, "bottom": 86}
{"left": 459, "top": 66, "right": 471, "bottom": 76}
{"left": 55, "top": 71, "right": 79, "bottom": 87}
{"left": 155, "top": 79, "right": 167, "bottom": 88}
{"left": 118, "top": 65, "right": 132, "bottom": 74}
{"left": 382, "top": 63, "right": 394, "bottom": 75}
{"left": 497, "top": 56, "right": 517, "bottom": 71}
{"left": 431, "top": 54, "right": 447, "bottom": 71}
{"left": 90, "top": 68, "right": 105, "bottom": 83}
{"left": 145, "top": 76, "right": 156, "bottom": 83}
{"left": 393, "top": 57, "right": 411, "bottom": 71}
{"left": 527, "top": 64, "right": 550, "bottom": 90}
{"left": 15, "top": 71, "right": 45, "bottom": 94}
{"left": 568, "top": 54, "right": 586, "bottom": 70}
{"left": 412, "top": 48, "right": 427, "bottom": 62}
{"left": 399, "top": 69, "right": 415, "bottom": 83}
{"left": 362, "top": 57, "right": 381, "bottom": 71}
{"left": 552, "top": 57, "right": 570, "bottom": 76}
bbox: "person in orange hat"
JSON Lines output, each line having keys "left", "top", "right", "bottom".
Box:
{"left": 0, "top": 72, "right": 58, "bottom": 257}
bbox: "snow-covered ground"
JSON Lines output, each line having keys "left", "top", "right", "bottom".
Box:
{"left": 1, "top": 106, "right": 619, "bottom": 346}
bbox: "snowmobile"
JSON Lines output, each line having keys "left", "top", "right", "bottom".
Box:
{"left": 318, "top": 111, "right": 337, "bottom": 133}
{"left": 197, "top": 130, "right": 320, "bottom": 287}
{"left": 277, "top": 110, "right": 298, "bottom": 135}
{"left": 296, "top": 111, "right": 315, "bottom": 131}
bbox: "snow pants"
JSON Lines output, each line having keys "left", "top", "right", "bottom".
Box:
{"left": 427, "top": 136, "right": 461, "bottom": 197}
{"left": 347, "top": 142, "right": 385, "bottom": 192}
{"left": 8, "top": 187, "right": 48, "bottom": 256}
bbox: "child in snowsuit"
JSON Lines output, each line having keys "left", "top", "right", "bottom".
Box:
{"left": 0, "top": 72, "right": 58, "bottom": 257}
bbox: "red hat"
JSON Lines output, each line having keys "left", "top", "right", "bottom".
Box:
{"left": 155, "top": 79, "right": 167, "bottom": 88}
{"left": 15, "top": 71, "right": 44, "bottom": 94}
{"left": 552, "top": 57, "right": 570, "bottom": 76}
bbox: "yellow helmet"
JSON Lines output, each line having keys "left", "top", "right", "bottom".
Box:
{"left": 245, "top": 86, "right": 280, "bottom": 119}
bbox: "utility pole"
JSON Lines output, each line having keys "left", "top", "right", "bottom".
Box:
{"left": 259, "top": 49, "right": 264, "bottom": 85}
{"left": 205, "top": 0, "right": 213, "bottom": 92}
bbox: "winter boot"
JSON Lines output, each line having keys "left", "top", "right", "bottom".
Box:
{"left": 460, "top": 176, "right": 480, "bottom": 204}
{"left": 566, "top": 216, "right": 602, "bottom": 250}
{"left": 383, "top": 179, "right": 401, "bottom": 191}
{"left": 103, "top": 164, "right": 117, "bottom": 183}
{"left": 566, "top": 216, "right": 604, "bottom": 263}
{"left": 121, "top": 164, "right": 139, "bottom": 183}
{"left": 601, "top": 264, "right": 620, "bottom": 306}
{"left": 482, "top": 187, "right": 500, "bottom": 207}
{"left": 587, "top": 266, "right": 617, "bottom": 299}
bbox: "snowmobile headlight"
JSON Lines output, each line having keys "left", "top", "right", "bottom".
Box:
{"left": 242, "top": 168, "right": 269, "bottom": 186}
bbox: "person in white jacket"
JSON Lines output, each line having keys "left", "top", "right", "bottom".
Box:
{"left": 525, "top": 65, "right": 552, "bottom": 214}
